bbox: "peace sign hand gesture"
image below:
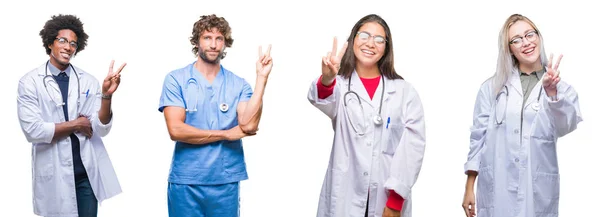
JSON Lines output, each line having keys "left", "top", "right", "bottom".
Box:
{"left": 256, "top": 45, "right": 273, "bottom": 78}
{"left": 321, "top": 37, "right": 348, "bottom": 86}
{"left": 543, "top": 53, "right": 562, "bottom": 97}
{"left": 102, "top": 60, "right": 127, "bottom": 96}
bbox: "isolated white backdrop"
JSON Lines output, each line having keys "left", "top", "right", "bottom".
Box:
{"left": 1, "top": 0, "right": 598, "bottom": 216}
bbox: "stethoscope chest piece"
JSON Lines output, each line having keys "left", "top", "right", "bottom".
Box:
{"left": 219, "top": 103, "right": 229, "bottom": 112}
{"left": 373, "top": 115, "right": 383, "bottom": 125}
{"left": 531, "top": 102, "right": 540, "bottom": 111}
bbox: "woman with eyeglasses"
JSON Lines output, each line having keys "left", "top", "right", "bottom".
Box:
{"left": 462, "top": 14, "right": 582, "bottom": 217}
{"left": 307, "top": 14, "right": 426, "bottom": 217}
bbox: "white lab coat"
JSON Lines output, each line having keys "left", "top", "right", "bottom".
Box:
{"left": 464, "top": 71, "right": 582, "bottom": 217}
{"left": 17, "top": 63, "right": 122, "bottom": 217}
{"left": 308, "top": 72, "right": 426, "bottom": 217}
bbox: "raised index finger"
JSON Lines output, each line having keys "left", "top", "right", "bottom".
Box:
{"left": 265, "top": 44, "right": 272, "bottom": 57}
{"left": 258, "top": 45, "right": 263, "bottom": 57}
{"left": 115, "top": 62, "right": 127, "bottom": 75}
{"left": 554, "top": 54, "right": 563, "bottom": 70}
{"left": 107, "top": 60, "right": 115, "bottom": 76}
{"left": 547, "top": 53, "right": 554, "bottom": 69}
{"left": 338, "top": 41, "right": 348, "bottom": 58}
{"left": 331, "top": 37, "right": 338, "bottom": 56}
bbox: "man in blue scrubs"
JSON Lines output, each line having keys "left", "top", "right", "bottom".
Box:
{"left": 158, "top": 14, "right": 273, "bottom": 217}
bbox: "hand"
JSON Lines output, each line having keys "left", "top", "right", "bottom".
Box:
{"left": 102, "top": 60, "right": 127, "bottom": 96}
{"left": 383, "top": 206, "right": 401, "bottom": 217}
{"left": 462, "top": 189, "right": 476, "bottom": 217}
{"left": 256, "top": 45, "right": 273, "bottom": 78}
{"left": 226, "top": 126, "right": 255, "bottom": 141}
{"left": 321, "top": 37, "right": 348, "bottom": 86}
{"left": 542, "top": 53, "right": 562, "bottom": 97}
{"left": 74, "top": 115, "right": 93, "bottom": 138}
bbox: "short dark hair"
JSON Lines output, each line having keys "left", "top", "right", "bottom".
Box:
{"left": 39, "top": 14, "right": 88, "bottom": 55}
{"left": 190, "top": 14, "right": 234, "bottom": 58}
{"left": 338, "top": 14, "right": 402, "bottom": 80}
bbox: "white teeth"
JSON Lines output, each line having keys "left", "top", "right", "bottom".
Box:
{"left": 362, "top": 49, "right": 375, "bottom": 55}
{"left": 523, "top": 48, "right": 534, "bottom": 54}
{"left": 61, "top": 53, "right": 71, "bottom": 59}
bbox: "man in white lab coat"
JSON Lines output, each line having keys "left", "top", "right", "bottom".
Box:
{"left": 17, "top": 14, "right": 126, "bottom": 217}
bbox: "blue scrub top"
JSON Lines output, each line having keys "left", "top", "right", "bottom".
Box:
{"left": 159, "top": 62, "right": 253, "bottom": 185}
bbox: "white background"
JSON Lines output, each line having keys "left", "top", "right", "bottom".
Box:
{"left": 1, "top": 0, "right": 598, "bottom": 216}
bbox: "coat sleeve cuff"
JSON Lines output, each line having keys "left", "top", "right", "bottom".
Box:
{"left": 316, "top": 75, "right": 336, "bottom": 99}
{"left": 92, "top": 113, "right": 113, "bottom": 137}
{"left": 384, "top": 177, "right": 411, "bottom": 200}
{"left": 386, "top": 190, "right": 405, "bottom": 211}
{"left": 464, "top": 161, "right": 480, "bottom": 174}
{"left": 42, "top": 122, "right": 55, "bottom": 143}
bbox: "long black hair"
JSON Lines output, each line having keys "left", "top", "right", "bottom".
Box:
{"left": 338, "top": 14, "right": 402, "bottom": 80}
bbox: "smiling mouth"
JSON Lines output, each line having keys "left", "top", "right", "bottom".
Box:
{"left": 60, "top": 52, "right": 72, "bottom": 59}
{"left": 361, "top": 49, "right": 375, "bottom": 55}
{"left": 523, "top": 47, "right": 535, "bottom": 54}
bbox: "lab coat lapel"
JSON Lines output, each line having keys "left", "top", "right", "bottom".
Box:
{"left": 382, "top": 76, "right": 396, "bottom": 103}
{"left": 524, "top": 81, "right": 543, "bottom": 109}
{"left": 349, "top": 71, "right": 374, "bottom": 109}
{"left": 508, "top": 71, "right": 523, "bottom": 97}
{"left": 67, "top": 66, "right": 80, "bottom": 121}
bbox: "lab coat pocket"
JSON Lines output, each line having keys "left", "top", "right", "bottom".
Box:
{"left": 476, "top": 166, "right": 494, "bottom": 209}
{"left": 382, "top": 123, "right": 404, "bottom": 155}
{"left": 533, "top": 172, "right": 560, "bottom": 215}
{"left": 78, "top": 91, "right": 95, "bottom": 116}
{"left": 33, "top": 144, "right": 54, "bottom": 182}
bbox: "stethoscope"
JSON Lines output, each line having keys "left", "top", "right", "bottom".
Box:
{"left": 43, "top": 60, "right": 81, "bottom": 111}
{"left": 185, "top": 67, "right": 229, "bottom": 113}
{"left": 343, "top": 75, "right": 385, "bottom": 135}
{"left": 494, "top": 84, "right": 542, "bottom": 125}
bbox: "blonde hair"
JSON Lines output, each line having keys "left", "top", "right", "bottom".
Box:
{"left": 492, "top": 14, "right": 548, "bottom": 95}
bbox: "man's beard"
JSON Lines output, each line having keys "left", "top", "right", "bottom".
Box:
{"left": 199, "top": 48, "right": 225, "bottom": 64}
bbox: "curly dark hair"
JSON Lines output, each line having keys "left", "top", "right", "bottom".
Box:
{"left": 190, "top": 14, "right": 234, "bottom": 58}
{"left": 39, "top": 14, "right": 88, "bottom": 55}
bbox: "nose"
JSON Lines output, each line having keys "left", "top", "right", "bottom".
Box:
{"left": 365, "top": 37, "right": 376, "bottom": 48}
{"left": 209, "top": 39, "right": 217, "bottom": 49}
{"left": 522, "top": 39, "right": 532, "bottom": 48}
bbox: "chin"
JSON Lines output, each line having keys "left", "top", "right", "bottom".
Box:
{"left": 357, "top": 57, "right": 379, "bottom": 66}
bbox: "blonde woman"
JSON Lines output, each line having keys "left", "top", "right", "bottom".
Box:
{"left": 462, "top": 14, "right": 582, "bottom": 217}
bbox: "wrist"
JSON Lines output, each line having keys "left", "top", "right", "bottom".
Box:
{"left": 70, "top": 119, "right": 81, "bottom": 131}
{"left": 102, "top": 93, "right": 112, "bottom": 100}
{"left": 223, "top": 129, "right": 232, "bottom": 141}
{"left": 321, "top": 75, "right": 335, "bottom": 86}
{"left": 255, "top": 76, "right": 268, "bottom": 85}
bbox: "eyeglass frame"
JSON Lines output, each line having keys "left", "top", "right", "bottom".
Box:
{"left": 509, "top": 30, "right": 538, "bottom": 47}
{"left": 356, "top": 31, "right": 387, "bottom": 45}
{"left": 55, "top": 37, "right": 79, "bottom": 49}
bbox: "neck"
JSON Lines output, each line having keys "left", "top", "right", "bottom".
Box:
{"left": 518, "top": 61, "right": 542, "bottom": 74}
{"left": 49, "top": 57, "right": 69, "bottom": 71}
{"left": 356, "top": 62, "right": 381, "bottom": 78}
{"left": 195, "top": 58, "right": 221, "bottom": 82}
